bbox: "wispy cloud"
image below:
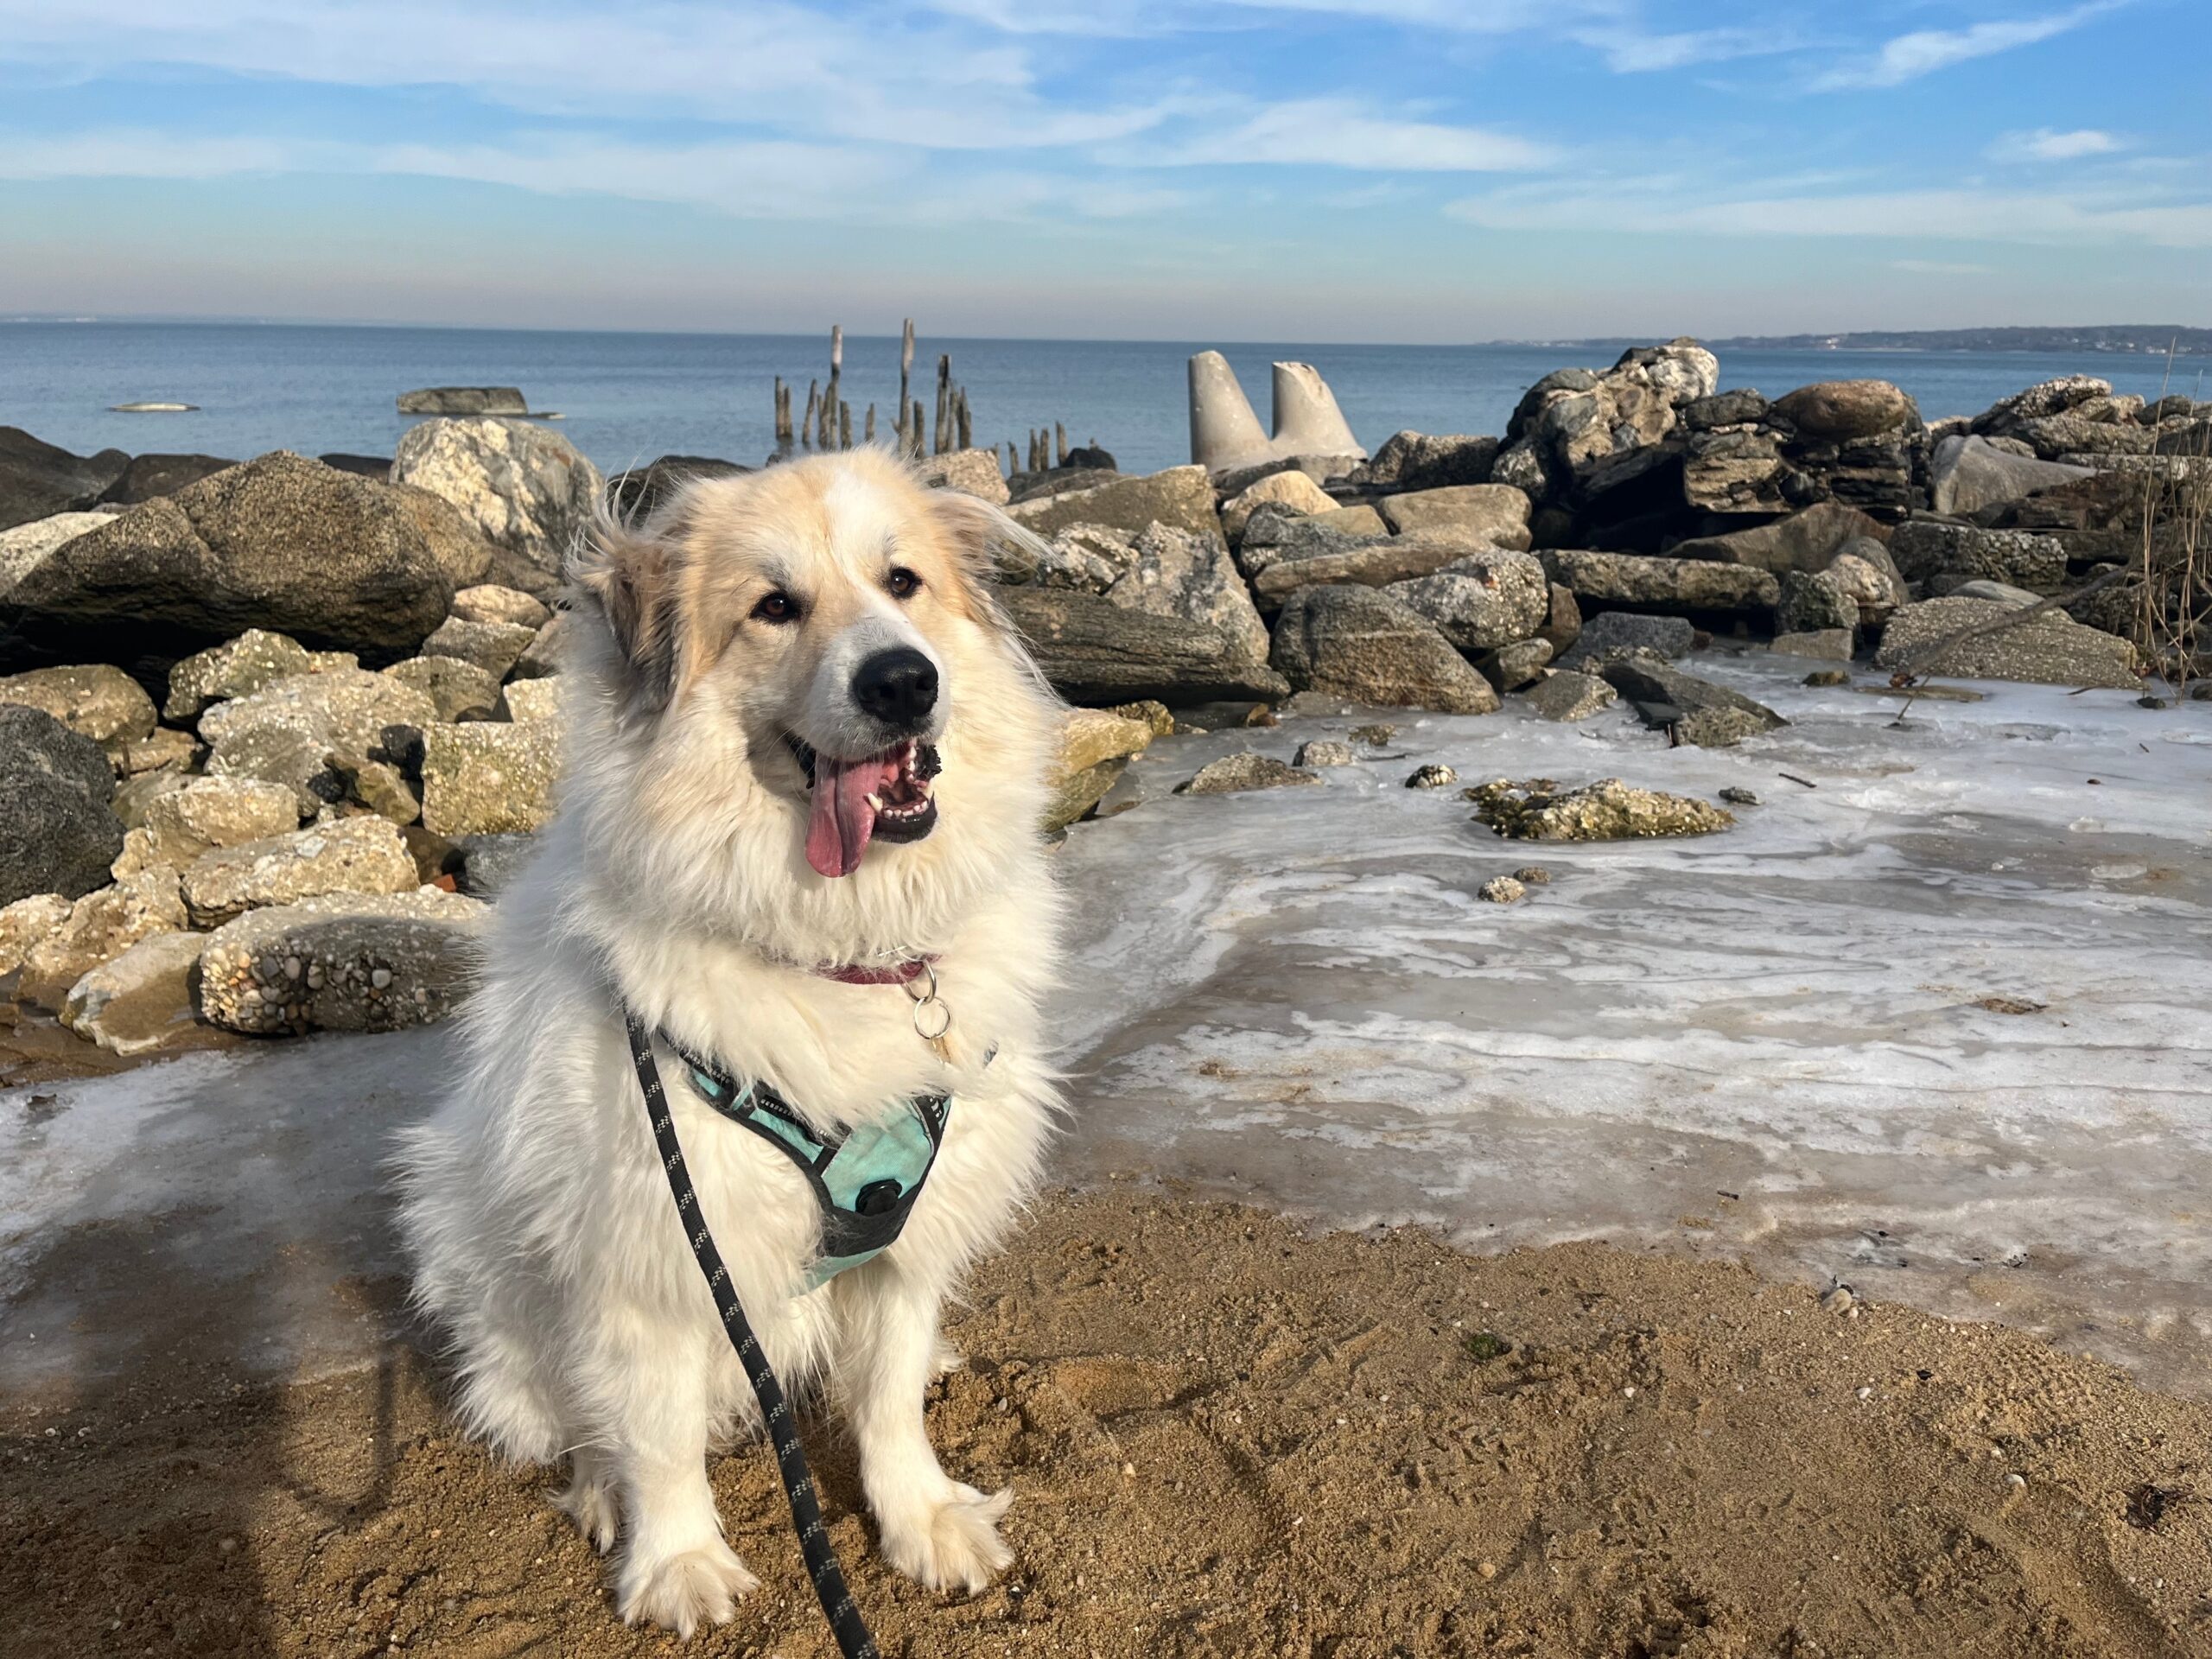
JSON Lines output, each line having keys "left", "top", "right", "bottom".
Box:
{"left": 1166, "top": 99, "right": 1557, "bottom": 171}
{"left": 1812, "top": 3, "right": 2120, "bottom": 91}
{"left": 1570, "top": 22, "right": 1805, "bottom": 73}
{"left": 1987, "top": 126, "right": 2125, "bottom": 162}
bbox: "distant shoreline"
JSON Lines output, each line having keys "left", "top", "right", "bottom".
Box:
{"left": 1516, "top": 327, "right": 2210, "bottom": 357}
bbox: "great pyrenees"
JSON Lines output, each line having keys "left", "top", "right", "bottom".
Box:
{"left": 395, "top": 449, "right": 1064, "bottom": 1636}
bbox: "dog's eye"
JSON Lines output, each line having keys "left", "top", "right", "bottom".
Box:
{"left": 753, "top": 591, "right": 800, "bottom": 625}
{"left": 885, "top": 567, "right": 922, "bottom": 600}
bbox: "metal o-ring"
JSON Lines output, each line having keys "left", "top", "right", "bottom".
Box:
{"left": 912, "top": 997, "right": 952, "bottom": 1040}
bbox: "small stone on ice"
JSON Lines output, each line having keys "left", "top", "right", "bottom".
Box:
{"left": 1719, "top": 787, "right": 1760, "bottom": 805}
{"left": 1406, "top": 764, "right": 1458, "bottom": 789}
{"left": 1478, "top": 876, "right": 1526, "bottom": 905}
{"left": 1512, "top": 866, "right": 1551, "bottom": 885}
{"left": 1820, "top": 1286, "right": 1854, "bottom": 1313}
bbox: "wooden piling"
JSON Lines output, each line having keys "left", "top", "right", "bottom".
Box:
{"left": 802, "top": 380, "right": 819, "bottom": 449}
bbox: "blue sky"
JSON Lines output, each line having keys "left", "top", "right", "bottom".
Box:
{"left": 0, "top": 0, "right": 2205, "bottom": 340}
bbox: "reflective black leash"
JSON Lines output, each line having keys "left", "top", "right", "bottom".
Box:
{"left": 623, "top": 1012, "right": 880, "bottom": 1659}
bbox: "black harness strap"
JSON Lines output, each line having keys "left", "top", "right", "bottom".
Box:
{"left": 623, "top": 1012, "right": 879, "bottom": 1659}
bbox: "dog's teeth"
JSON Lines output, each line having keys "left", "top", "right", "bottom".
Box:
{"left": 865, "top": 792, "right": 884, "bottom": 810}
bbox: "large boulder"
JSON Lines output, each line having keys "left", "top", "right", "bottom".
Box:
{"left": 1376, "top": 484, "right": 1532, "bottom": 549}
{"left": 0, "top": 704, "right": 124, "bottom": 906}
{"left": 16, "top": 869, "right": 187, "bottom": 1011}
{"left": 1770, "top": 381, "right": 1914, "bottom": 442}
{"left": 1972, "top": 377, "right": 2111, "bottom": 435}
{"left": 4, "top": 453, "right": 498, "bottom": 654}
{"left": 200, "top": 667, "right": 438, "bottom": 814}
{"left": 1220, "top": 469, "right": 1334, "bottom": 541}
{"left": 1102, "top": 525, "right": 1269, "bottom": 665}
{"left": 165, "top": 629, "right": 342, "bottom": 721}
{"left": 1556, "top": 610, "right": 1694, "bottom": 668}
{"left": 416, "top": 614, "right": 539, "bottom": 679}
{"left": 384, "top": 655, "right": 503, "bottom": 722}
{"left": 62, "top": 931, "right": 213, "bottom": 1057}
{"left": 0, "top": 510, "right": 116, "bottom": 599}
{"left": 1493, "top": 340, "right": 1717, "bottom": 503}
{"left": 447, "top": 584, "right": 552, "bottom": 629}
{"left": 1888, "top": 522, "right": 2068, "bottom": 589}
{"left": 1521, "top": 670, "right": 1618, "bottom": 721}
{"left": 1251, "top": 534, "right": 1497, "bottom": 606}
{"left": 1597, "top": 659, "right": 1786, "bottom": 747}
{"left": 1930, "top": 434, "right": 2096, "bottom": 516}
{"left": 1775, "top": 569, "right": 1860, "bottom": 636}
{"left": 391, "top": 417, "right": 603, "bottom": 592}
{"left": 180, "top": 816, "right": 421, "bottom": 927}
{"left": 1541, "top": 550, "right": 1780, "bottom": 613}
{"left": 419, "top": 721, "right": 563, "bottom": 836}
{"left": 115, "top": 774, "right": 299, "bottom": 875}
{"left": 609, "top": 455, "right": 749, "bottom": 519}
{"left": 1872, "top": 597, "right": 2140, "bottom": 689}
{"left": 1383, "top": 550, "right": 1549, "bottom": 651}
{"left": 997, "top": 587, "right": 1289, "bottom": 705}
{"left": 1268, "top": 585, "right": 1499, "bottom": 714}
{"left": 0, "top": 664, "right": 157, "bottom": 763}
{"left": 1669, "top": 500, "right": 1888, "bottom": 574}
{"left": 96, "top": 453, "right": 235, "bottom": 505}
{"left": 1346, "top": 432, "right": 1499, "bottom": 493}
{"left": 1042, "top": 709, "right": 1155, "bottom": 832}
{"left": 916, "top": 448, "right": 1010, "bottom": 505}
{"left": 197, "top": 888, "right": 490, "bottom": 1034}
{"left": 0, "top": 428, "right": 127, "bottom": 531}
{"left": 1005, "top": 465, "right": 1222, "bottom": 543}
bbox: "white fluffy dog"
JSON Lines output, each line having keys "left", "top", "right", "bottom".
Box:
{"left": 395, "top": 450, "right": 1064, "bottom": 1637}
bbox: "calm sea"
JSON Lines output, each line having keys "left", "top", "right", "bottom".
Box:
{"left": 3, "top": 322, "right": 2203, "bottom": 479}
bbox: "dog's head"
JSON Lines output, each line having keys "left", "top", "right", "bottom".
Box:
{"left": 563, "top": 450, "right": 1057, "bottom": 951}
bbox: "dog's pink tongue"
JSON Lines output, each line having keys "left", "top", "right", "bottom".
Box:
{"left": 805, "top": 754, "right": 883, "bottom": 878}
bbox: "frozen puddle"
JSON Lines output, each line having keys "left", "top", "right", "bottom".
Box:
{"left": 1052, "top": 655, "right": 2212, "bottom": 1393}
{"left": 3, "top": 652, "right": 2209, "bottom": 1402}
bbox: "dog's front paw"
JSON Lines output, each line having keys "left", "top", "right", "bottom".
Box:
{"left": 555, "top": 1469, "right": 620, "bottom": 1554}
{"left": 881, "top": 1482, "right": 1014, "bottom": 1595}
{"left": 617, "top": 1537, "right": 758, "bottom": 1637}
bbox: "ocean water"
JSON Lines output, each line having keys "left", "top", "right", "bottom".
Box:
{"left": 3, "top": 321, "right": 2202, "bottom": 479}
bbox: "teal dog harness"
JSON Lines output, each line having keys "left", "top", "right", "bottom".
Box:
{"left": 657, "top": 1028, "right": 950, "bottom": 1289}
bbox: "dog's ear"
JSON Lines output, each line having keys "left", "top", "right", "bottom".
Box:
{"left": 923, "top": 486, "right": 1047, "bottom": 629}
{"left": 569, "top": 501, "right": 681, "bottom": 710}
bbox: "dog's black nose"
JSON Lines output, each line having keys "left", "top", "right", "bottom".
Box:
{"left": 852, "top": 647, "right": 938, "bottom": 728}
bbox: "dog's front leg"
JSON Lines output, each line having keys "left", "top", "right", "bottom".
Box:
{"left": 587, "top": 1319, "right": 758, "bottom": 1635}
{"left": 836, "top": 1260, "right": 1014, "bottom": 1593}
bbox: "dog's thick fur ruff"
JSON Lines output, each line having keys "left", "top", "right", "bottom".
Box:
{"left": 394, "top": 450, "right": 1064, "bottom": 1637}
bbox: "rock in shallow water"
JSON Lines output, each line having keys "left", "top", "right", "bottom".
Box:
{"left": 62, "top": 930, "right": 213, "bottom": 1057}
{"left": 1466, "top": 777, "right": 1733, "bottom": 841}
{"left": 197, "top": 888, "right": 489, "bottom": 1034}
{"left": 1043, "top": 709, "right": 1154, "bottom": 832}
{"left": 1268, "top": 585, "right": 1498, "bottom": 715}
{"left": 1519, "top": 670, "right": 1618, "bottom": 722}
{"left": 1873, "top": 597, "right": 2140, "bottom": 690}
{"left": 1177, "top": 753, "right": 1323, "bottom": 795}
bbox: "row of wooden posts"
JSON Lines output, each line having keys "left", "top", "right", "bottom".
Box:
{"left": 772, "top": 321, "right": 1080, "bottom": 476}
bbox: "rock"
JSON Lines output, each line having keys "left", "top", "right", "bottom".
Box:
{"left": 1104, "top": 525, "right": 1270, "bottom": 665}
{"left": 1873, "top": 597, "right": 2140, "bottom": 690}
{"left": 1383, "top": 550, "right": 1549, "bottom": 652}
{"left": 498, "top": 676, "right": 566, "bottom": 724}
{"left": 1008, "top": 467, "right": 1118, "bottom": 506}
{"left": 1268, "top": 586, "right": 1498, "bottom": 715}
{"left": 1718, "top": 787, "right": 1761, "bottom": 807}
{"left": 609, "top": 455, "right": 749, "bottom": 519}
{"left": 200, "top": 667, "right": 436, "bottom": 814}
{"left": 1405, "top": 764, "right": 1458, "bottom": 790}
{"left": 1771, "top": 628, "right": 1854, "bottom": 661}
{"left": 7, "top": 453, "right": 496, "bottom": 654}
{"left": 1471, "top": 637, "right": 1554, "bottom": 692}
{"left": 1348, "top": 432, "right": 1499, "bottom": 493}
{"left": 197, "top": 888, "right": 490, "bottom": 1034}
{"left": 0, "top": 510, "right": 117, "bottom": 598}
{"left": 1598, "top": 660, "right": 1786, "bottom": 746}
{"left": 1776, "top": 569, "right": 1860, "bottom": 635}
{"left": 1251, "top": 534, "right": 1498, "bottom": 605}
{"left": 917, "top": 448, "right": 1010, "bottom": 505}
{"left": 1949, "top": 579, "right": 2043, "bottom": 607}
{"left": 114, "top": 727, "right": 199, "bottom": 777}
{"left": 399, "top": 387, "right": 528, "bottom": 416}
{"left": 448, "top": 583, "right": 551, "bottom": 629}
{"left": 111, "top": 769, "right": 191, "bottom": 830}
{"left": 318, "top": 454, "right": 391, "bottom": 480}
{"left": 1888, "top": 522, "right": 2067, "bottom": 589}
{"left": 1111, "top": 700, "right": 1175, "bottom": 737}
{"left": 1294, "top": 739, "right": 1355, "bottom": 768}
{"left": 179, "top": 816, "right": 419, "bottom": 927}
{"left": 1679, "top": 426, "right": 1789, "bottom": 514}
{"left": 2011, "top": 413, "right": 2166, "bottom": 461}
{"left": 1500, "top": 340, "right": 1717, "bottom": 501}
{"left": 0, "top": 705, "right": 124, "bottom": 906}
{"left": 996, "top": 587, "right": 1289, "bottom": 705}
{"left": 1042, "top": 709, "right": 1155, "bottom": 832}
{"left": 1006, "top": 465, "right": 1222, "bottom": 543}
{"left": 1350, "top": 723, "right": 1396, "bottom": 745}
{"left": 1770, "top": 380, "right": 1914, "bottom": 441}
{"left": 1930, "top": 434, "right": 2095, "bottom": 516}
{"left": 416, "top": 615, "right": 539, "bottom": 680}
{"left": 1669, "top": 500, "right": 1889, "bottom": 574}
{"left": 0, "top": 893, "right": 73, "bottom": 976}
{"left": 0, "top": 664, "right": 157, "bottom": 761}
{"left": 508, "top": 613, "right": 568, "bottom": 680}
{"left": 16, "top": 870, "right": 187, "bottom": 1011}
{"left": 1681, "top": 389, "right": 1770, "bottom": 430}
{"left": 1804, "top": 668, "right": 1851, "bottom": 687}
{"left": 1973, "top": 376, "right": 2111, "bottom": 434}
{"left": 1467, "top": 777, "right": 1733, "bottom": 841}
{"left": 1065, "top": 444, "right": 1117, "bottom": 472}
{"left": 95, "top": 453, "right": 235, "bottom": 505}
{"left": 1376, "top": 485, "right": 1532, "bottom": 550}
{"left": 1520, "top": 670, "right": 1618, "bottom": 721}
{"left": 384, "top": 655, "right": 502, "bottom": 722}
{"left": 1535, "top": 582, "right": 1581, "bottom": 657}
{"left": 997, "top": 524, "right": 1138, "bottom": 593}
{"left": 419, "top": 721, "right": 563, "bottom": 836}
{"left": 1825, "top": 544, "right": 1906, "bottom": 618}
{"left": 1221, "top": 470, "right": 1335, "bottom": 540}
{"left": 61, "top": 930, "right": 212, "bottom": 1057}
{"left": 164, "top": 629, "right": 332, "bottom": 721}
{"left": 452, "top": 834, "right": 536, "bottom": 898}
{"left": 1555, "top": 611, "right": 1694, "bottom": 668}
{"left": 1478, "top": 876, "right": 1525, "bottom": 905}
{"left": 0, "top": 427, "right": 128, "bottom": 531}
{"left": 1543, "top": 549, "right": 1779, "bottom": 613}
{"left": 119, "top": 775, "right": 299, "bottom": 874}
{"left": 391, "top": 418, "right": 602, "bottom": 590}
{"left": 1177, "top": 753, "right": 1322, "bottom": 795}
